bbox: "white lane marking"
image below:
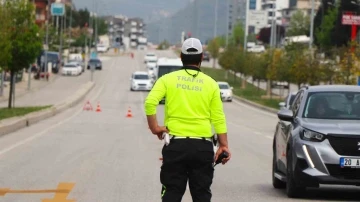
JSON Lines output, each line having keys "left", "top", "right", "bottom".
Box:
{"left": 0, "top": 67, "right": 110, "bottom": 157}
{"left": 232, "top": 99, "right": 277, "bottom": 118}
{"left": 254, "top": 131, "right": 262, "bottom": 135}
{"left": 266, "top": 136, "right": 273, "bottom": 140}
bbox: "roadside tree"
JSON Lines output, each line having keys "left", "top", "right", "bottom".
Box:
{"left": 207, "top": 38, "right": 220, "bottom": 68}
{"left": 4, "top": 0, "right": 43, "bottom": 108}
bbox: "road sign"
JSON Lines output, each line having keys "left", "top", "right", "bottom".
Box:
{"left": 248, "top": 10, "right": 268, "bottom": 27}
{"left": 51, "top": 3, "right": 65, "bottom": 16}
{"left": 342, "top": 13, "right": 360, "bottom": 25}
{"left": 90, "top": 51, "right": 97, "bottom": 59}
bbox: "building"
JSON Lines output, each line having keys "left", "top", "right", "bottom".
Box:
{"left": 261, "top": 0, "right": 290, "bottom": 26}
{"left": 124, "top": 18, "right": 146, "bottom": 49}
{"left": 280, "top": 0, "right": 321, "bottom": 28}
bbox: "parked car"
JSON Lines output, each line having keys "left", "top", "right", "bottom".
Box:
{"left": 38, "top": 51, "right": 60, "bottom": 74}
{"left": 87, "top": 58, "right": 102, "bottom": 70}
{"left": 69, "top": 60, "right": 85, "bottom": 72}
{"left": 130, "top": 71, "right": 153, "bottom": 91}
{"left": 62, "top": 63, "right": 81, "bottom": 76}
{"left": 218, "top": 81, "right": 233, "bottom": 102}
{"left": 272, "top": 85, "right": 360, "bottom": 198}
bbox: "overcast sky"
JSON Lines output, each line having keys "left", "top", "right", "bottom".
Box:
{"left": 73, "top": 0, "right": 190, "bottom": 20}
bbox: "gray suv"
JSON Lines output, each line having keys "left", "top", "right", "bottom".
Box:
{"left": 273, "top": 85, "right": 360, "bottom": 198}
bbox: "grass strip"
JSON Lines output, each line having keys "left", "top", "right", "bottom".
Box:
{"left": 0, "top": 105, "right": 52, "bottom": 121}
{"left": 202, "top": 67, "right": 281, "bottom": 109}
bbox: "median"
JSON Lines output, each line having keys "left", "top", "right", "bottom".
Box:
{"left": 202, "top": 67, "right": 281, "bottom": 110}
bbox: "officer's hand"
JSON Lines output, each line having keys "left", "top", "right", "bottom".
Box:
{"left": 152, "top": 126, "right": 169, "bottom": 140}
{"left": 215, "top": 146, "right": 231, "bottom": 165}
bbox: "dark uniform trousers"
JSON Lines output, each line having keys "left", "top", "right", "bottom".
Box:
{"left": 160, "top": 137, "right": 214, "bottom": 202}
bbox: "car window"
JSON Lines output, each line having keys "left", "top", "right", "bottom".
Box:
{"left": 134, "top": 74, "right": 149, "bottom": 80}
{"left": 291, "top": 91, "right": 303, "bottom": 117}
{"left": 218, "top": 84, "right": 229, "bottom": 89}
{"left": 303, "top": 92, "right": 360, "bottom": 119}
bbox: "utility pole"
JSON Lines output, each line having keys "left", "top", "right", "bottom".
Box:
{"left": 28, "top": 0, "right": 36, "bottom": 90}
{"left": 214, "top": 0, "right": 218, "bottom": 38}
{"left": 94, "top": 0, "right": 98, "bottom": 56}
{"left": 59, "top": 13, "right": 64, "bottom": 65}
{"left": 69, "top": 3, "right": 73, "bottom": 51}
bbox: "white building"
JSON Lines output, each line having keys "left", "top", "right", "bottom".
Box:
{"left": 261, "top": 0, "right": 289, "bottom": 26}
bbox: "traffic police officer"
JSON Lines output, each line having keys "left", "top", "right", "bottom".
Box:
{"left": 144, "top": 38, "right": 231, "bottom": 202}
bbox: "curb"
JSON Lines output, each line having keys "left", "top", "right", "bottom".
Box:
{"left": 233, "top": 95, "right": 278, "bottom": 114}
{"left": 0, "top": 81, "right": 95, "bottom": 137}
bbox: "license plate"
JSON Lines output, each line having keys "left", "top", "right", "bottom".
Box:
{"left": 340, "top": 157, "right": 360, "bottom": 168}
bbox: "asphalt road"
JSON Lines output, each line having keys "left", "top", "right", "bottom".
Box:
{"left": 0, "top": 50, "right": 359, "bottom": 202}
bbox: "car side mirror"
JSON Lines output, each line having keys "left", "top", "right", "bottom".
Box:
{"left": 277, "top": 109, "right": 293, "bottom": 122}
{"left": 279, "top": 102, "right": 286, "bottom": 108}
{"left": 230, "top": 87, "right": 233, "bottom": 90}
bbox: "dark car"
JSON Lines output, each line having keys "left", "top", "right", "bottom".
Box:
{"left": 272, "top": 85, "right": 360, "bottom": 198}
{"left": 203, "top": 51, "right": 210, "bottom": 62}
{"left": 279, "top": 91, "right": 297, "bottom": 110}
{"left": 87, "top": 58, "right": 102, "bottom": 70}
{"left": 38, "top": 51, "right": 60, "bottom": 74}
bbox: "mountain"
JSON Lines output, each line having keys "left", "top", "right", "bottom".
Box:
{"left": 146, "top": 0, "right": 228, "bottom": 44}
{"left": 73, "top": 0, "right": 188, "bottom": 20}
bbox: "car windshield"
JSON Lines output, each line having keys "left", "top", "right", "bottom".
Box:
{"left": 134, "top": 74, "right": 149, "bottom": 80}
{"left": 303, "top": 92, "right": 360, "bottom": 120}
{"left": 219, "top": 84, "right": 229, "bottom": 89}
{"left": 89, "top": 59, "right": 99, "bottom": 63}
{"left": 64, "top": 65, "right": 77, "bottom": 68}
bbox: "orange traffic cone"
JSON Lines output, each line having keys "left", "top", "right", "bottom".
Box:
{"left": 95, "top": 102, "right": 102, "bottom": 112}
{"left": 126, "top": 107, "right": 133, "bottom": 118}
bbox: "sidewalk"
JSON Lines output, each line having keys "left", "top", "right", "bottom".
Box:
{"left": 0, "top": 72, "right": 59, "bottom": 104}
{"left": 0, "top": 56, "right": 113, "bottom": 108}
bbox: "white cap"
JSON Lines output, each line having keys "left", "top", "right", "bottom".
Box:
{"left": 181, "top": 38, "right": 203, "bottom": 55}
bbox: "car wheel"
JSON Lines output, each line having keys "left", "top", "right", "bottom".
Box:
{"left": 286, "top": 148, "right": 305, "bottom": 198}
{"left": 228, "top": 99, "right": 232, "bottom": 102}
{"left": 272, "top": 141, "right": 286, "bottom": 189}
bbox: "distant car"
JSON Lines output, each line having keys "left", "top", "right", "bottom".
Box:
{"left": 218, "top": 81, "right": 233, "bottom": 102}
{"left": 68, "top": 60, "right": 84, "bottom": 72}
{"left": 273, "top": 85, "right": 360, "bottom": 198}
{"left": 62, "top": 63, "right": 81, "bottom": 76}
{"left": 203, "top": 51, "right": 210, "bottom": 62}
{"left": 87, "top": 58, "right": 102, "bottom": 70}
{"left": 130, "top": 71, "right": 153, "bottom": 91}
{"left": 97, "top": 45, "right": 108, "bottom": 53}
{"left": 144, "top": 52, "right": 157, "bottom": 63}
{"left": 279, "top": 92, "right": 297, "bottom": 110}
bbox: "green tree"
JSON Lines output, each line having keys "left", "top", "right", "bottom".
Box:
{"left": 4, "top": 0, "right": 43, "bottom": 108}
{"left": 207, "top": 38, "right": 220, "bottom": 68}
{"left": 286, "top": 10, "right": 310, "bottom": 37}
{"left": 315, "top": 2, "right": 339, "bottom": 52}
{"left": 230, "top": 22, "right": 245, "bottom": 47}
{"left": 0, "top": 3, "right": 11, "bottom": 68}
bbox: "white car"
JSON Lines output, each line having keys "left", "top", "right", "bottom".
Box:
{"left": 97, "top": 45, "right": 108, "bottom": 53}
{"left": 68, "top": 61, "right": 83, "bottom": 73}
{"left": 144, "top": 52, "right": 157, "bottom": 63}
{"left": 62, "top": 63, "right": 81, "bottom": 76}
{"left": 130, "top": 71, "right": 153, "bottom": 91}
{"left": 218, "top": 81, "right": 233, "bottom": 102}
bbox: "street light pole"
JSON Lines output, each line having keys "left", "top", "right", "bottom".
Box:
{"left": 214, "top": 0, "right": 218, "bottom": 38}
{"left": 44, "top": 0, "right": 50, "bottom": 81}
{"left": 309, "top": 0, "right": 315, "bottom": 50}
{"left": 243, "top": 0, "right": 249, "bottom": 51}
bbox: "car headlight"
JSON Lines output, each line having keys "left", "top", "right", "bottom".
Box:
{"left": 300, "top": 128, "right": 325, "bottom": 142}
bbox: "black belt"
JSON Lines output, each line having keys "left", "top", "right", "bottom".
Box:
{"left": 170, "top": 135, "right": 212, "bottom": 142}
